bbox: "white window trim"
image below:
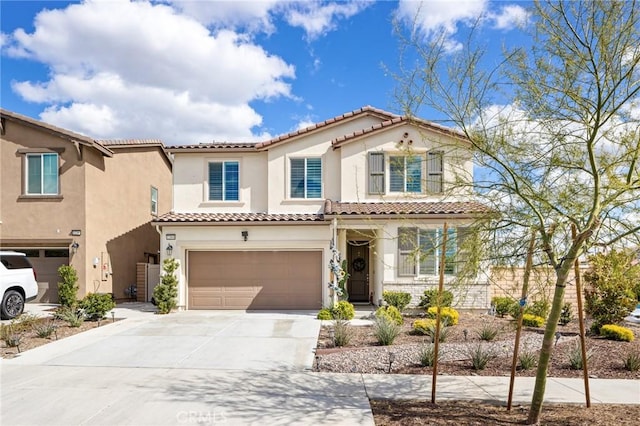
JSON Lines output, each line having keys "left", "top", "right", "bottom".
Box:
{"left": 397, "top": 227, "right": 457, "bottom": 277}
{"left": 388, "top": 153, "right": 425, "bottom": 194}
{"left": 287, "top": 156, "right": 324, "bottom": 200}
{"left": 150, "top": 186, "right": 158, "bottom": 216}
{"left": 204, "top": 158, "right": 241, "bottom": 203}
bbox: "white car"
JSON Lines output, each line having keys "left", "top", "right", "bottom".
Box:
{"left": 0, "top": 251, "right": 38, "bottom": 320}
{"left": 625, "top": 304, "right": 640, "bottom": 325}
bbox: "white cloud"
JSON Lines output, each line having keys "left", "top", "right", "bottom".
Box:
{"left": 396, "top": 1, "right": 527, "bottom": 52}
{"left": 4, "top": 0, "right": 295, "bottom": 144}
{"left": 286, "top": 1, "right": 370, "bottom": 40}
{"left": 491, "top": 5, "right": 530, "bottom": 30}
{"left": 165, "top": 0, "right": 280, "bottom": 34}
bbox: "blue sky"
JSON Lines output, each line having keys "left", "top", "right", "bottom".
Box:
{"left": 1, "top": 1, "right": 530, "bottom": 145}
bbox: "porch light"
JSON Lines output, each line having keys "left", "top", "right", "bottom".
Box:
{"left": 70, "top": 241, "right": 79, "bottom": 254}
{"left": 166, "top": 243, "right": 173, "bottom": 256}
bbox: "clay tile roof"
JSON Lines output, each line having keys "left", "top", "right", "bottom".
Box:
{"left": 323, "top": 200, "right": 490, "bottom": 216}
{"left": 166, "top": 142, "right": 258, "bottom": 153}
{"left": 152, "top": 212, "right": 325, "bottom": 224}
{"left": 255, "top": 106, "right": 400, "bottom": 150}
{"left": 331, "top": 116, "right": 468, "bottom": 148}
{"left": 99, "top": 139, "right": 165, "bottom": 146}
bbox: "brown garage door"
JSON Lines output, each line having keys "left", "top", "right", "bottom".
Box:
{"left": 188, "top": 251, "right": 322, "bottom": 310}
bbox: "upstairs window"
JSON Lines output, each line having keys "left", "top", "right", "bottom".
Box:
{"left": 390, "top": 155, "right": 422, "bottom": 193}
{"left": 290, "top": 158, "right": 322, "bottom": 199}
{"left": 398, "top": 227, "right": 458, "bottom": 276}
{"left": 150, "top": 186, "right": 158, "bottom": 215}
{"left": 26, "top": 153, "right": 59, "bottom": 195}
{"left": 208, "top": 161, "right": 239, "bottom": 201}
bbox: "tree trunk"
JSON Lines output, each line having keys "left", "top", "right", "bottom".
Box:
{"left": 527, "top": 266, "right": 571, "bottom": 424}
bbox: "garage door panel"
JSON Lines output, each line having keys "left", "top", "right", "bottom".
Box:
{"left": 188, "top": 251, "right": 322, "bottom": 310}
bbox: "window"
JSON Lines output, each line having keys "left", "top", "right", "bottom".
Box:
{"left": 390, "top": 155, "right": 422, "bottom": 193}
{"left": 368, "top": 152, "right": 385, "bottom": 194}
{"left": 26, "top": 153, "right": 59, "bottom": 195}
{"left": 150, "top": 186, "right": 158, "bottom": 215}
{"left": 398, "top": 227, "right": 458, "bottom": 276}
{"left": 427, "top": 151, "right": 443, "bottom": 193}
{"left": 208, "top": 161, "right": 239, "bottom": 201}
{"left": 290, "top": 158, "right": 322, "bottom": 199}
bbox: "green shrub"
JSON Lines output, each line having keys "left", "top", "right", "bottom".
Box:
{"left": 383, "top": 291, "right": 412, "bottom": 312}
{"left": 491, "top": 296, "right": 517, "bottom": 318}
{"left": 600, "top": 324, "right": 634, "bottom": 342}
{"left": 623, "top": 352, "right": 640, "bottom": 372}
{"left": 55, "top": 307, "right": 85, "bottom": 327}
{"left": 522, "top": 314, "right": 545, "bottom": 328}
{"left": 477, "top": 323, "right": 500, "bottom": 341}
{"left": 584, "top": 250, "right": 640, "bottom": 331}
{"left": 559, "top": 302, "right": 573, "bottom": 326}
{"left": 468, "top": 344, "right": 495, "bottom": 370}
{"left": 33, "top": 320, "right": 56, "bottom": 338}
{"left": 426, "top": 306, "right": 459, "bottom": 325}
{"left": 375, "top": 305, "right": 403, "bottom": 325}
{"left": 419, "top": 289, "right": 453, "bottom": 309}
{"left": 373, "top": 316, "right": 401, "bottom": 346}
{"left": 419, "top": 343, "right": 441, "bottom": 367}
{"left": 525, "top": 300, "right": 550, "bottom": 319}
{"left": 154, "top": 258, "right": 179, "bottom": 314}
{"left": 57, "top": 265, "right": 79, "bottom": 308}
{"left": 317, "top": 308, "right": 333, "bottom": 320}
{"left": 518, "top": 350, "right": 537, "bottom": 370}
{"left": 332, "top": 319, "right": 351, "bottom": 347}
{"left": 80, "top": 293, "right": 115, "bottom": 321}
{"left": 568, "top": 342, "right": 593, "bottom": 370}
{"left": 331, "top": 301, "right": 355, "bottom": 320}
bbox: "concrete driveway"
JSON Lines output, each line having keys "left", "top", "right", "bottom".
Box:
{"left": 1, "top": 306, "right": 374, "bottom": 425}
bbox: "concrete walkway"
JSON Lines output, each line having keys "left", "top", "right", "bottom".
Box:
{"left": 1, "top": 303, "right": 638, "bottom": 426}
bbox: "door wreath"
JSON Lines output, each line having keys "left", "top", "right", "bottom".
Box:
{"left": 352, "top": 257, "right": 366, "bottom": 272}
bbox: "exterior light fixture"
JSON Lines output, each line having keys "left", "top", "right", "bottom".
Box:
{"left": 70, "top": 241, "right": 80, "bottom": 253}
{"left": 166, "top": 243, "right": 173, "bottom": 256}
{"left": 241, "top": 230, "right": 249, "bottom": 241}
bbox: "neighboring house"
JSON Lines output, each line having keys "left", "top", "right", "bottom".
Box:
{"left": 153, "top": 106, "right": 490, "bottom": 311}
{"left": 0, "top": 109, "right": 172, "bottom": 302}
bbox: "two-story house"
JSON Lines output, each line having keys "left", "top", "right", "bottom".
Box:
{"left": 0, "top": 109, "right": 172, "bottom": 302}
{"left": 153, "top": 106, "right": 490, "bottom": 311}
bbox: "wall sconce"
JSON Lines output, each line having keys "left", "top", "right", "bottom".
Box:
{"left": 166, "top": 243, "right": 173, "bottom": 256}
{"left": 93, "top": 257, "right": 100, "bottom": 268}
{"left": 241, "top": 230, "right": 249, "bottom": 241}
{"left": 70, "top": 241, "right": 79, "bottom": 254}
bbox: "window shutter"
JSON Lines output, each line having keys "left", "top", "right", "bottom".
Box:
{"left": 290, "top": 158, "right": 305, "bottom": 198}
{"left": 306, "top": 158, "right": 322, "bottom": 198}
{"left": 427, "top": 151, "right": 443, "bottom": 193}
{"left": 398, "top": 227, "right": 417, "bottom": 276}
{"left": 368, "top": 152, "right": 385, "bottom": 194}
{"left": 418, "top": 229, "right": 438, "bottom": 275}
{"left": 208, "top": 162, "right": 223, "bottom": 200}
{"left": 406, "top": 155, "right": 422, "bottom": 193}
{"left": 224, "top": 162, "right": 239, "bottom": 201}
{"left": 389, "top": 156, "right": 404, "bottom": 192}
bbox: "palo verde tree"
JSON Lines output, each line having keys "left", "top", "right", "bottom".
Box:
{"left": 394, "top": 1, "right": 640, "bottom": 423}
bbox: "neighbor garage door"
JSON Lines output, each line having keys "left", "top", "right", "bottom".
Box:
{"left": 188, "top": 251, "right": 322, "bottom": 310}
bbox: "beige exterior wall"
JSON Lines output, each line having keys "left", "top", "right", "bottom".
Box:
{"left": 490, "top": 266, "right": 584, "bottom": 313}
{"left": 85, "top": 146, "right": 172, "bottom": 299}
{"left": 1, "top": 114, "right": 172, "bottom": 300}
{"left": 172, "top": 151, "right": 267, "bottom": 213}
{"left": 0, "top": 119, "right": 89, "bottom": 290}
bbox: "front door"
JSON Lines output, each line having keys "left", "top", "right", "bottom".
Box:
{"left": 347, "top": 242, "right": 369, "bottom": 303}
